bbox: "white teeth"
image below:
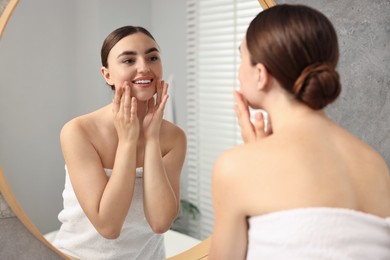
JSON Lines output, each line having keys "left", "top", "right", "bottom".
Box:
{"left": 134, "top": 80, "right": 151, "bottom": 84}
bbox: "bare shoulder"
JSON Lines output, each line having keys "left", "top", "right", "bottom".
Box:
{"left": 59, "top": 110, "right": 106, "bottom": 155}
{"left": 160, "top": 120, "right": 187, "bottom": 148}
{"left": 161, "top": 120, "right": 186, "bottom": 136}
{"left": 212, "top": 142, "right": 272, "bottom": 187}
{"left": 60, "top": 114, "right": 91, "bottom": 143}
{"left": 338, "top": 130, "right": 390, "bottom": 215}
{"left": 160, "top": 121, "right": 187, "bottom": 172}
{"left": 213, "top": 141, "right": 274, "bottom": 179}
{"left": 359, "top": 139, "right": 388, "bottom": 171}
{"left": 211, "top": 143, "right": 270, "bottom": 215}
{"left": 337, "top": 126, "right": 390, "bottom": 181}
{"left": 59, "top": 112, "right": 107, "bottom": 170}
{"left": 363, "top": 145, "right": 389, "bottom": 177}
{"left": 60, "top": 105, "right": 109, "bottom": 140}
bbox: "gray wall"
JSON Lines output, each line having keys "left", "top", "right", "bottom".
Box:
{"left": 276, "top": 0, "right": 390, "bottom": 167}
{"left": 0, "top": 0, "right": 187, "bottom": 234}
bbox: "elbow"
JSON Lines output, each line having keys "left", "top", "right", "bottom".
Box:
{"left": 97, "top": 225, "right": 122, "bottom": 240}
{"left": 147, "top": 203, "right": 179, "bottom": 234}
{"left": 149, "top": 220, "right": 172, "bottom": 234}
{"left": 148, "top": 210, "right": 178, "bottom": 234}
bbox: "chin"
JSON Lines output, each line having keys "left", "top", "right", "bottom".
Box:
{"left": 135, "top": 93, "right": 155, "bottom": 102}
{"left": 246, "top": 100, "right": 259, "bottom": 109}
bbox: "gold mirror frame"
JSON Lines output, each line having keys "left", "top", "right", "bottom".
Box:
{"left": 0, "top": 0, "right": 18, "bottom": 39}
{"left": 0, "top": 0, "right": 275, "bottom": 259}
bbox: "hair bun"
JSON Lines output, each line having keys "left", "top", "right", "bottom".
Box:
{"left": 292, "top": 63, "right": 341, "bottom": 110}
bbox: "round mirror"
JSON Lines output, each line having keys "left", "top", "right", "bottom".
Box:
{"left": 0, "top": 0, "right": 274, "bottom": 259}
{"left": 2, "top": 0, "right": 389, "bottom": 259}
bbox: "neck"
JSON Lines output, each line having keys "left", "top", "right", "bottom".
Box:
{"left": 261, "top": 89, "right": 327, "bottom": 133}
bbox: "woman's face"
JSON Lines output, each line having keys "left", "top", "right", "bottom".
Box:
{"left": 103, "top": 32, "right": 163, "bottom": 101}
{"left": 238, "top": 36, "right": 260, "bottom": 107}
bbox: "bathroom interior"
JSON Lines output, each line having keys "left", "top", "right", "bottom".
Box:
{"left": 0, "top": 0, "right": 389, "bottom": 259}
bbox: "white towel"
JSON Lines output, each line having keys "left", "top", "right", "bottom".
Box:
{"left": 247, "top": 207, "right": 390, "bottom": 260}
{"left": 52, "top": 166, "right": 165, "bottom": 260}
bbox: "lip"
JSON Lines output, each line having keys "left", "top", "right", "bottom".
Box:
{"left": 132, "top": 77, "right": 154, "bottom": 88}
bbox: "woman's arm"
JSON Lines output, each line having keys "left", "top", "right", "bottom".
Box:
{"left": 142, "top": 81, "right": 187, "bottom": 233}
{"left": 208, "top": 152, "right": 249, "bottom": 260}
{"left": 143, "top": 125, "right": 186, "bottom": 233}
{"left": 61, "top": 83, "right": 139, "bottom": 239}
{"left": 208, "top": 90, "right": 272, "bottom": 258}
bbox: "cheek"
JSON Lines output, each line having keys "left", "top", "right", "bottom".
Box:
{"left": 238, "top": 64, "right": 251, "bottom": 89}
{"left": 112, "top": 67, "right": 130, "bottom": 79}
{"left": 154, "top": 63, "right": 163, "bottom": 77}
{"left": 238, "top": 64, "right": 244, "bottom": 86}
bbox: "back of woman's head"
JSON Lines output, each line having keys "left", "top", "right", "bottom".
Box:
{"left": 246, "top": 4, "right": 341, "bottom": 110}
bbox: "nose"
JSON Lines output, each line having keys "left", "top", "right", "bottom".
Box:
{"left": 136, "top": 59, "right": 150, "bottom": 73}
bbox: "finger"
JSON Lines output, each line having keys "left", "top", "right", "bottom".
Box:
{"left": 124, "top": 82, "right": 131, "bottom": 119}
{"left": 158, "top": 82, "right": 169, "bottom": 108}
{"left": 265, "top": 116, "right": 273, "bottom": 135}
{"left": 234, "top": 91, "right": 255, "bottom": 140}
{"left": 156, "top": 79, "right": 163, "bottom": 105}
{"left": 234, "top": 103, "right": 243, "bottom": 128}
{"left": 112, "top": 84, "right": 123, "bottom": 114}
{"left": 162, "top": 81, "right": 169, "bottom": 99}
{"left": 119, "top": 82, "right": 128, "bottom": 112}
{"left": 236, "top": 107, "right": 256, "bottom": 142}
{"left": 233, "top": 91, "right": 244, "bottom": 124}
{"left": 254, "top": 112, "right": 266, "bottom": 140}
{"left": 234, "top": 91, "right": 250, "bottom": 118}
{"left": 158, "top": 94, "right": 169, "bottom": 113}
{"left": 130, "top": 97, "right": 137, "bottom": 122}
{"left": 147, "top": 97, "right": 155, "bottom": 113}
{"left": 234, "top": 93, "right": 249, "bottom": 128}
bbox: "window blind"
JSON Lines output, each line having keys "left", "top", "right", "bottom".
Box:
{"left": 186, "top": 0, "right": 262, "bottom": 239}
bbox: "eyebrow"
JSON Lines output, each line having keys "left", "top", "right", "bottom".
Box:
{"left": 117, "top": 47, "right": 159, "bottom": 59}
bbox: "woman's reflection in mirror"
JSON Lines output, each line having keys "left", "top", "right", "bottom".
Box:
{"left": 209, "top": 4, "right": 390, "bottom": 259}
{"left": 52, "top": 26, "right": 187, "bottom": 260}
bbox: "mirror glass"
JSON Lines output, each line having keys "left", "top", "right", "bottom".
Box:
{"left": 0, "top": 0, "right": 276, "bottom": 258}
{"left": 0, "top": 0, "right": 187, "bottom": 236}
{"left": 3, "top": 0, "right": 388, "bottom": 258}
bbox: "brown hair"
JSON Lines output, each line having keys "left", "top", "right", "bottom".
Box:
{"left": 246, "top": 4, "right": 341, "bottom": 110}
{"left": 101, "top": 26, "right": 157, "bottom": 90}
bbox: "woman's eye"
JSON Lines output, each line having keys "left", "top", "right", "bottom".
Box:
{"left": 149, "top": 56, "right": 159, "bottom": 62}
{"left": 123, "top": 58, "right": 135, "bottom": 64}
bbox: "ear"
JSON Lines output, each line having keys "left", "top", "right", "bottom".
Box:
{"left": 101, "top": 66, "right": 114, "bottom": 86}
{"left": 255, "top": 63, "right": 271, "bottom": 91}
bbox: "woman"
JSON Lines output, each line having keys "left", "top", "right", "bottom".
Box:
{"left": 209, "top": 4, "right": 390, "bottom": 259}
{"left": 52, "top": 26, "right": 186, "bottom": 260}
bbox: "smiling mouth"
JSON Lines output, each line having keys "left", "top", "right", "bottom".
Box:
{"left": 132, "top": 79, "right": 153, "bottom": 85}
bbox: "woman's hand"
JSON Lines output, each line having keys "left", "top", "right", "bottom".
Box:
{"left": 234, "top": 90, "right": 272, "bottom": 143}
{"left": 143, "top": 79, "right": 169, "bottom": 140}
{"left": 112, "top": 81, "right": 140, "bottom": 143}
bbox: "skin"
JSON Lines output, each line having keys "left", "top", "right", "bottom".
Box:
{"left": 208, "top": 36, "right": 390, "bottom": 259}
{"left": 60, "top": 32, "right": 186, "bottom": 239}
